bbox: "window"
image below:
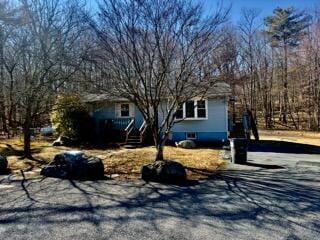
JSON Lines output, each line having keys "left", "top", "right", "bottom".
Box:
{"left": 186, "top": 101, "right": 195, "bottom": 118}
{"left": 120, "top": 103, "right": 130, "bottom": 117}
{"left": 197, "top": 100, "right": 206, "bottom": 118}
{"left": 186, "top": 132, "right": 197, "bottom": 140}
{"left": 175, "top": 99, "right": 207, "bottom": 120}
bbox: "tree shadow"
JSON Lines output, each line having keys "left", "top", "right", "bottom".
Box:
{"left": 0, "top": 167, "right": 319, "bottom": 239}
{"left": 236, "top": 161, "right": 286, "bottom": 169}
{"left": 0, "top": 144, "right": 42, "bottom": 157}
{"left": 249, "top": 140, "right": 320, "bottom": 154}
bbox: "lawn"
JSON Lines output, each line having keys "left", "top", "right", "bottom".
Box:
{"left": 0, "top": 138, "right": 225, "bottom": 181}
{"left": 259, "top": 130, "right": 320, "bottom": 146}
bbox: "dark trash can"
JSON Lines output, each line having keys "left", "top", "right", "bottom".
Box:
{"left": 230, "top": 138, "right": 248, "bottom": 164}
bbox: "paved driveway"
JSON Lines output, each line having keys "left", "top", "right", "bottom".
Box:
{"left": 0, "top": 152, "right": 320, "bottom": 240}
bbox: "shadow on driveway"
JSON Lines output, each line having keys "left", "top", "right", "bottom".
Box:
{"left": 0, "top": 167, "right": 319, "bottom": 239}
{"left": 248, "top": 140, "right": 320, "bottom": 154}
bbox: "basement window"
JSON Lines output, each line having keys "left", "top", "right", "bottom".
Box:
{"left": 186, "top": 132, "right": 197, "bottom": 140}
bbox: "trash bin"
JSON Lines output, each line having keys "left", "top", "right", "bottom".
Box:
{"left": 222, "top": 144, "right": 231, "bottom": 160}
{"left": 230, "top": 138, "right": 248, "bottom": 164}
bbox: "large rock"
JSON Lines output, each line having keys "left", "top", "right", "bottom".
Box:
{"left": 141, "top": 160, "right": 187, "bottom": 184}
{"left": 0, "top": 155, "right": 8, "bottom": 174}
{"left": 41, "top": 151, "right": 104, "bottom": 180}
{"left": 175, "top": 140, "right": 196, "bottom": 149}
{"left": 52, "top": 136, "right": 73, "bottom": 146}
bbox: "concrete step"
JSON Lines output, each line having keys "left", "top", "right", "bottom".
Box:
{"left": 127, "top": 141, "right": 142, "bottom": 145}
{"left": 123, "top": 144, "right": 142, "bottom": 149}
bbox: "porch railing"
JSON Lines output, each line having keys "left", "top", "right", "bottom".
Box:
{"left": 139, "top": 120, "right": 148, "bottom": 143}
{"left": 106, "top": 118, "right": 133, "bottom": 130}
{"left": 125, "top": 118, "right": 135, "bottom": 143}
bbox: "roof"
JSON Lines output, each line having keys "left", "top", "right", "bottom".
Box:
{"left": 206, "top": 82, "right": 232, "bottom": 98}
{"left": 82, "top": 82, "right": 231, "bottom": 103}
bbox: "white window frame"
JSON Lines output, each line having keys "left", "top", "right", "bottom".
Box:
{"left": 186, "top": 132, "right": 197, "bottom": 140}
{"left": 176, "top": 98, "right": 208, "bottom": 120}
{"left": 120, "top": 103, "right": 130, "bottom": 117}
{"left": 116, "top": 103, "right": 135, "bottom": 118}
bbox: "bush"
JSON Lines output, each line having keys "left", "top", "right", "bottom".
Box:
{"left": 51, "top": 95, "right": 93, "bottom": 143}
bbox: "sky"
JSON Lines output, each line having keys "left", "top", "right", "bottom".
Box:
{"left": 201, "top": 0, "right": 319, "bottom": 24}
{"left": 89, "top": 0, "right": 320, "bottom": 24}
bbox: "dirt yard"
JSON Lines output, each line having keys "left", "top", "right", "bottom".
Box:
{"left": 0, "top": 138, "right": 224, "bottom": 181}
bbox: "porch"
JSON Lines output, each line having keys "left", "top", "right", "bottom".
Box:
{"left": 94, "top": 118, "right": 148, "bottom": 146}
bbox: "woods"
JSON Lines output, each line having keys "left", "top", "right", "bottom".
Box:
{"left": 0, "top": 0, "right": 320, "bottom": 158}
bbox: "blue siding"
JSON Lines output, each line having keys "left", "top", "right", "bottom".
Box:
{"left": 171, "top": 98, "right": 227, "bottom": 132}
{"left": 93, "top": 103, "right": 115, "bottom": 119}
{"left": 134, "top": 105, "right": 144, "bottom": 128}
{"left": 170, "top": 132, "right": 227, "bottom": 142}
{"left": 92, "top": 103, "right": 145, "bottom": 129}
{"left": 170, "top": 98, "right": 228, "bottom": 141}
{"left": 91, "top": 97, "right": 228, "bottom": 142}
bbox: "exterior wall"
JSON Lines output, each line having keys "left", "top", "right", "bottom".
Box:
{"left": 92, "top": 102, "right": 116, "bottom": 120}
{"left": 92, "top": 102, "right": 145, "bottom": 129}
{"left": 134, "top": 105, "right": 145, "bottom": 128}
{"left": 91, "top": 97, "right": 228, "bottom": 142}
{"left": 169, "top": 97, "right": 228, "bottom": 142}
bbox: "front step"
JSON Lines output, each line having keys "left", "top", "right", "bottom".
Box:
{"left": 127, "top": 134, "right": 141, "bottom": 143}
{"left": 123, "top": 144, "right": 142, "bottom": 149}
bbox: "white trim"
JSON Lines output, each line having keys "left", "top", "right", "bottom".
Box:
{"left": 186, "top": 132, "right": 197, "bottom": 140}
{"left": 115, "top": 103, "right": 135, "bottom": 118}
{"left": 176, "top": 99, "right": 208, "bottom": 121}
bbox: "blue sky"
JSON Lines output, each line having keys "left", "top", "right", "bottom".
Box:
{"left": 202, "top": 0, "right": 319, "bottom": 23}
{"left": 90, "top": 0, "right": 319, "bottom": 24}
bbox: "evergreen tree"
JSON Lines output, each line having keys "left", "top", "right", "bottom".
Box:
{"left": 265, "top": 7, "right": 310, "bottom": 124}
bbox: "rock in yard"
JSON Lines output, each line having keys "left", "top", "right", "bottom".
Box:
{"left": 41, "top": 151, "right": 105, "bottom": 180}
{"left": 175, "top": 140, "right": 196, "bottom": 149}
{"left": 141, "top": 160, "right": 187, "bottom": 184}
{"left": 52, "top": 136, "right": 73, "bottom": 146}
{"left": 0, "top": 155, "right": 8, "bottom": 174}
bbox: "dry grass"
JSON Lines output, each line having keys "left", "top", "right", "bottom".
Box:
{"left": 259, "top": 130, "right": 320, "bottom": 146}
{"left": 103, "top": 146, "right": 225, "bottom": 180}
{"left": 0, "top": 138, "right": 224, "bottom": 181}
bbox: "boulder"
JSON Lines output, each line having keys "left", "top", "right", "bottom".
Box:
{"left": 175, "top": 140, "right": 196, "bottom": 149}
{"left": 0, "top": 155, "right": 8, "bottom": 174}
{"left": 52, "top": 136, "right": 73, "bottom": 146}
{"left": 141, "top": 160, "right": 187, "bottom": 184}
{"left": 41, "top": 151, "right": 104, "bottom": 180}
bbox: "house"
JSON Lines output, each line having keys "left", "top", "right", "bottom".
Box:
{"left": 83, "top": 82, "right": 231, "bottom": 145}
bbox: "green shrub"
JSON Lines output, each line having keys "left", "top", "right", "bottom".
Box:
{"left": 51, "top": 95, "right": 92, "bottom": 142}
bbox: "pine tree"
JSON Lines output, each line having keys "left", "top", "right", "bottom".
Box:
{"left": 265, "top": 7, "right": 310, "bottom": 124}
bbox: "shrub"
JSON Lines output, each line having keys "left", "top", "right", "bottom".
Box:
{"left": 51, "top": 95, "right": 92, "bottom": 142}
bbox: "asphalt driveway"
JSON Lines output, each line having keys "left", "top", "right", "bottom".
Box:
{"left": 0, "top": 151, "right": 320, "bottom": 240}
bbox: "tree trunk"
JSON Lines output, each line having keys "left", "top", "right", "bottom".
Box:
{"left": 23, "top": 126, "right": 32, "bottom": 159}
{"left": 23, "top": 108, "right": 33, "bottom": 159}
{"left": 156, "top": 144, "right": 164, "bottom": 161}
{"left": 282, "top": 43, "right": 288, "bottom": 124}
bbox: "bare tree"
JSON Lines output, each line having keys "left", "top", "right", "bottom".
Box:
{"left": 91, "top": 0, "right": 229, "bottom": 160}
{"left": 238, "top": 8, "right": 261, "bottom": 115}
{"left": 14, "top": 0, "right": 86, "bottom": 158}
{"left": 0, "top": 0, "right": 23, "bottom": 135}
